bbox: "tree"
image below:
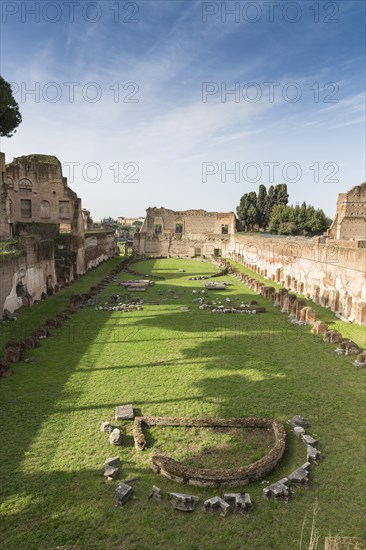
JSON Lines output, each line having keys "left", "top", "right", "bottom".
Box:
{"left": 236, "top": 193, "right": 250, "bottom": 231}
{"left": 256, "top": 184, "right": 267, "bottom": 229}
{"left": 0, "top": 76, "right": 22, "bottom": 137}
{"left": 275, "top": 183, "right": 289, "bottom": 206}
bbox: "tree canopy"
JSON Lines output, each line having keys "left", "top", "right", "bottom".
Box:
{"left": 236, "top": 184, "right": 331, "bottom": 235}
{"left": 0, "top": 76, "right": 22, "bottom": 137}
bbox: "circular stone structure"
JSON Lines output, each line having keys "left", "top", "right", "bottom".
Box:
{"left": 133, "top": 416, "right": 286, "bottom": 488}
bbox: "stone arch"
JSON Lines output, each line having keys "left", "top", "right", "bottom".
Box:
{"left": 19, "top": 178, "right": 32, "bottom": 192}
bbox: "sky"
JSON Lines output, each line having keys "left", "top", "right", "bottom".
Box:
{"left": 1, "top": 0, "right": 365, "bottom": 219}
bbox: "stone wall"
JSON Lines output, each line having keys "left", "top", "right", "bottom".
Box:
{"left": 225, "top": 234, "right": 366, "bottom": 325}
{"left": 328, "top": 182, "right": 366, "bottom": 241}
{"left": 0, "top": 236, "right": 56, "bottom": 314}
{"left": 134, "top": 207, "right": 235, "bottom": 257}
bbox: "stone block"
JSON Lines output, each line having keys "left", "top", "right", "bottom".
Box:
{"left": 263, "top": 478, "right": 290, "bottom": 502}
{"left": 301, "top": 434, "right": 318, "bottom": 446}
{"left": 203, "top": 496, "right": 231, "bottom": 517}
{"left": 109, "top": 428, "right": 122, "bottom": 445}
{"left": 287, "top": 463, "right": 311, "bottom": 487}
{"left": 293, "top": 426, "right": 305, "bottom": 438}
{"left": 224, "top": 492, "right": 253, "bottom": 514}
{"left": 311, "top": 321, "right": 328, "bottom": 334}
{"left": 115, "top": 404, "right": 134, "bottom": 421}
{"left": 148, "top": 485, "right": 163, "bottom": 501}
{"left": 115, "top": 482, "right": 133, "bottom": 506}
{"left": 287, "top": 415, "right": 310, "bottom": 428}
{"left": 168, "top": 492, "right": 199, "bottom": 512}
{"left": 307, "top": 445, "right": 321, "bottom": 464}
{"left": 353, "top": 351, "right": 366, "bottom": 367}
{"left": 100, "top": 421, "right": 113, "bottom": 433}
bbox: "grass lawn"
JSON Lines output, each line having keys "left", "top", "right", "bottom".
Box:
{"left": 0, "top": 257, "right": 365, "bottom": 549}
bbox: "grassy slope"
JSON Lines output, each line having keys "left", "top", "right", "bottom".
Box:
{"left": 0, "top": 257, "right": 365, "bottom": 550}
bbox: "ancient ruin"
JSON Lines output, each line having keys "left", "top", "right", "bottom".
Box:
{"left": 327, "top": 182, "right": 366, "bottom": 241}
{"left": 133, "top": 207, "right": 235, "bottom": 258}
{"left": 0, "top": 152, "right": 118, "bottom": 317}
{"left": 132, "top": 416, "right": 286, "bottom": 488}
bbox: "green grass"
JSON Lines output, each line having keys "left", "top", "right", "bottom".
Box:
{"left": 145, "top": 425, "right": 274, "bottom": 469}
{"left": 0, "top": 257, "right": 365, "bottom": 549}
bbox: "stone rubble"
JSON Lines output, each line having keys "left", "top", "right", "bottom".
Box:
{"left": 103, "top": 456, "right": 121, "bottom": 480}
{"left": 100, "top": 421, "right": 113, "bottom": 433}
{"left": 287, "top": 463, "right": 311, "bottom": 488}
{"left": 307, "top": 445, "right": 321, "bottom": 464}
{"left": 148, "top": 485, "right": 163, "bottom": 501}
{"left": 263, "top": 478, "right": 290, "bottom": 502}
{"left": 115, "top": 483, "right": 133, "bottom": 506}
{"left": 224, "top": 493, "right": 253, "bottom": 514}
{"left": 203, "top": 496, "right": 231, "bottom": 517}
{"left": 109, "top": 428, "right": 122, "bottom": 446}
{"left": 287, "top": 415, "right": 310, "bottom": 428}
{"left": 168, "top": 492, "right": 199, "bottom": 512}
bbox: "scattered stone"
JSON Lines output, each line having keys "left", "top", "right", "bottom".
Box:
{"left": 287, "top": 415, "right": 310, "bottom": 428}
{"left": 178, "top": 269, "right": 185, "bottom": 272}
{"left": 148, "top": 485, "right": 163, "bottom": 501}
{"left": 323, "top": 330, "right": 343, "bottom": 344}
{"left": 287, "top": 463, "right": 311, "bottom": 487}
{"left": 293, "top": 426, "right": 305, "bottom": 438}
{"left": 203, "top": 496, "right": 231, "bottom": 517}
{"left": 335, "top": 340, "right": 360, "bottom": 356}
{"left": 103, "top": 456, "right": 121, "bottom": 481}
{"left": 100, "top": 421, "right": 113, "bottom": 433}
{"left": 311, "top": 321, "right": 328, "bottom": 335}
{"left": 204, "top": 282, "right": 227, "bottom": 290}
{"left": 115, "top": 404, "right": 134, "bottom": 421}
{"left": 109, "top": 428, "right": 122, "bottom": 446}
{"left": 353, "top": 351, "right": 366, "bottom": 367}
{"left": 168, "top": 492, "right": 199, "bottom": 512}
{"left": 263, "top": 478, "right": 290, "bottom": 502}
{"left": 307, "top": 445, "right": 321, "bottom": 464}
{"left": 224, "top": 492, "right": 253, "bottom": 514}
{"left": 115, "top": 482, "right": 133, "bottom": 506}
{"left": 301, "top": 434, "right": 318, "bottom": 446}
{"left": 180, "top": 306, "right": 190, "bottom": 312}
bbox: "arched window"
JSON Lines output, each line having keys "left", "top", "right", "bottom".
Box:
{"left": 40, "top": 200, "right": 51, "bottom": 219}
{"left": 19, "top": 178, "right": 32, "bottom": 192}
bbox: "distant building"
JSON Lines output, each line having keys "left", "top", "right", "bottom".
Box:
{"left": 134, "top": 207, "right": 236, "bottom": 257}
{"left": 328, "top": 183, "right": 366, "bottom": 241}
{"left": 117, "top": 216, "right": 145, "bottom": 226}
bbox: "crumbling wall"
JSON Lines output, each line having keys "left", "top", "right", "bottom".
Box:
{"left": 226, "top": 234, "right": 366, "bottom": 325}
{"left": 328, "top": 183, "right": 366, "bottom": 241}
{"left": 1, "top": 236, "right": 56, "bottom": 314}
{"left": 134, "top": 207, "right": 235, "bottom": 257}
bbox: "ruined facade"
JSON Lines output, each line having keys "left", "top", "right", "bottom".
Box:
{"left": 0, "top": 152, "right": 118, "bottom": 316}
{"left": 327, "top": 182, "right": 366, "bottom": 241}
{"left": 134, "top": 207, "right": 235, "bottom": 257}
{"left": 226, "top": 234, "right": 366, "bottom": 325}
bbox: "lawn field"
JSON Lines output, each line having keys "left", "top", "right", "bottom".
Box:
{"left": 0, "top": 257, "right": 365, "bottom": 550}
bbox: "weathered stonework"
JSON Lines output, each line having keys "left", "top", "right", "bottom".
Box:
{"left": 133, "top": 207, "right": 235, "bottom": 258}
{"left": 0, "top": 152, "right": 118, "bottom": 316}
{"left": 133, "top": 416, "right": 286, "bottom": 488}
{"left": 328, "top": 182, "right": 366, "bottom": 242}
{"left": 225, "top": 235, "right": 366, "bottom": 325}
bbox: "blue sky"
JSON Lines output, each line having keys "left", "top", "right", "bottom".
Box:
{"left": 1, "top": 0, "right": 365, "bottom": 219}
